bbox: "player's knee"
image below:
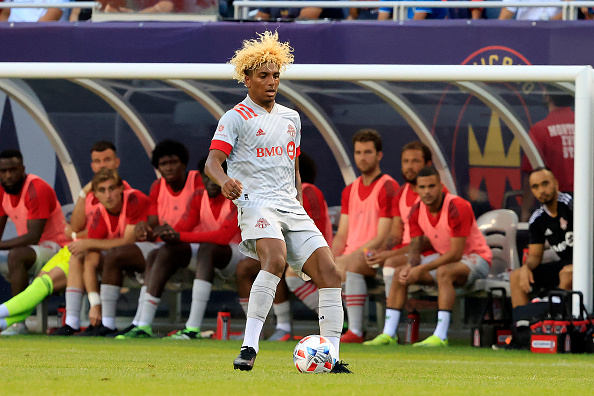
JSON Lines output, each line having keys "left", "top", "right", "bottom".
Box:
{"left": 435, "top": 266, "right": 452, "bottom": 283}
{"left": 7, "top": 246, "right": 32, "bottom": 271}
{"left": 558, "top": 266, "right": 573, "bottom": 289}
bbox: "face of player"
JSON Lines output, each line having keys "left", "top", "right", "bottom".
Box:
{"left": 245, "top": 62, "right": 280, "bottom": 111}
{"left": 0, "top": 157, "right": 26, "bottom": 195}
{"left": 401, "top": 149, "right": 429, "bottom": 184}
{"left": 158, "top": 155, "right": 186, "bottom": 185}
{"left": 94, "top": 178, "right": 124, "bottom": 214}
{"left": 202, "top": 173, "right": 222, "bottom": 199}
{"left": 353, "top": 141, "right": 382, "bottom": 175}
{"left": 529, "top": 169, "right": 558, "bottom": 206}
{"left": 90, "top": 149, "right": 120, "bottom": 174}
{"left": 416, "top": 174, "right": 444, "bottom": 211}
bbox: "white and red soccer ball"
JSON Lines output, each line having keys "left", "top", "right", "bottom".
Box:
{"left": 293, "top": 335, "right": 336, "bottom": 373}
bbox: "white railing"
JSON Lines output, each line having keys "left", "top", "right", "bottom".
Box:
{"left": 0, "top": 1, "right": 99, "bottom": 9}
{"left": 233, "top": 0, "right": 594, "bottom": 21}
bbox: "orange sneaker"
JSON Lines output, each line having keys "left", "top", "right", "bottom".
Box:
{"left": 340, "top": 329, "right": 364, "bottom": 343}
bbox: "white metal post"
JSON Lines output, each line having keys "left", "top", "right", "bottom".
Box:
{"left": 573, "top": 67, "right": 594, "bottom": 312}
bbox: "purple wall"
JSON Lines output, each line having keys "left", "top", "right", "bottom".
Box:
{"left": 1, "top": 20, "right": 593, "bottom": 66}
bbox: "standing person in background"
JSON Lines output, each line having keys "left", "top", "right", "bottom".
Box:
{"left": 521, "top": 94, "right": 574, "bottom": 221}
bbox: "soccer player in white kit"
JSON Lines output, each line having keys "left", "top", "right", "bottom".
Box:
{"left": 205, "top": 31, "right": 350, "bottom": 373}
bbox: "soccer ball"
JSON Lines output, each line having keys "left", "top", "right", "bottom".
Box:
{"left": 293, "top": 335, "right": 336, "bottom": 373}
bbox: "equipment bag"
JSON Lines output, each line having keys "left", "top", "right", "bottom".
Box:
{"left": 530, "top": 290, "right": 594, "bottom": 354}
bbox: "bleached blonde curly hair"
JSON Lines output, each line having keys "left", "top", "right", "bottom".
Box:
{"left": 229, "top": 31, "right": 294, "bottom": 84}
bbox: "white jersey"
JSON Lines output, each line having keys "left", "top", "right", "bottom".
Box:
{"left": 210, "top": 95, "right": 302, "bottom": 211}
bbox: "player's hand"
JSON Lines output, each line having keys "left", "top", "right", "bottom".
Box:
{"left": 64, "top": 223, "right": 74, "bottom": 240}
{"left": 406, "top": 265, "right": 423, "bottom": 285}
{"left": 88, "top": 305, "right": 102, "bottom": 327}
{"left": 365, "top": 250, "right": 393, "bottom": 268}
{"left": 399, "top": 263, "right": 412, "bottom": 285}
{"left": 67, "top": 240, "right": 89, "bottom": 256}
{"left": 222, "top": 178, "right": 243, "bottom": 200}
{"left": 154, "top": 223, "right": 180, "bottom": 243}
{"left": 134, "top": 221, "right": 153, "bottom": 241}
{"left": 518, "top": 265, "right": 534, "bottom": 294}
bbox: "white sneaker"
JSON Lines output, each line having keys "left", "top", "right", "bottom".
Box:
{"left": 1, "top": 322, "right": 28, "bottom": 336}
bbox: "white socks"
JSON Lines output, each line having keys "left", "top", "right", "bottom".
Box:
{"left": 433, "top": 310, "right": 451, "bottom": 340}
{"left": 382, "top": 308, "right": 401, "bottom": 337}
{"left": 244, "top": 271, "right": 281, "bottom": 351}
{"left": 382, "top": 267, "right": 396, "bottom": 298}
{"left": 285, "top": 276, "right": 319, "bottom": 313}
{"left": 65, "top": 287, "right": 83, "bottom": 330}
{"left": 318, "top": 288, "right": 343, "bottom": 360}
{"left": 100, "top": 284, "right": 121, "bottom": 330}
{"left": 137, "top": 294, "right": 160, "bottom": 328}
{"left": 272, "top": 301, "right": 291, "bottom": 332}
{"left": 185, "top": 279, "right": 212, "bottom": 330}
{"left": 344, "top": 272, "right": 367, "bottom": 337}
{"left": 132, "top": 286, "right": 147, "bottom": 326}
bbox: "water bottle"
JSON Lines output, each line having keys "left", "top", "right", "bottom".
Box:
{"left": 405, "top": 309, "right": 420, "bottom": 344}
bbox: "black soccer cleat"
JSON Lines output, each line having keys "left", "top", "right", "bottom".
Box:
{"left": 330, "top": 361, "right": 353, "bottom": 374}
{"left": 50, "top": 324, "right": 78, "bottom": 336}
{"left": 233, "top": 346, "right": 257, "bottom": 371}
{"left": 76, "top": 324, "right": 118, "bottom": 337}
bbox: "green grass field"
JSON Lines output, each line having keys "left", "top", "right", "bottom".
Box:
{"left": 1, "top": 336, "right": 593, "bottom": 395}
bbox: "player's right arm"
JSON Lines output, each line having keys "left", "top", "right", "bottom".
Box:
{"left": 518, "top": 243, "right": 544, "bottom": 293}
{"left": 69, "top": 181, "right": 92, "bottom": 233}
{"left": 206, "top": 149, "right": 243, "bottom": 201}
{"left": 206, "top": 110, "right": 243, "bottom": 200}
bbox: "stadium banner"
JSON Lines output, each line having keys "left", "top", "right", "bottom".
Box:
{"left": 0, "top": 21, "right": 593, "bottom": 66}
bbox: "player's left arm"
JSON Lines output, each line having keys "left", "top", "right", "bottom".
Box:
{"left": 68, "top": 224, "right": 137, "bottom": 255}
{"left": 0, "top": 218, "right": 46, "bottom": 249}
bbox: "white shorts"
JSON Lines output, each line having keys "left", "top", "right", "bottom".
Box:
{"left": 237, "top": 206, "right": 328, "bottom": 277}
{"left": 428, "top": 252, "right": 490, "bottom": 286}
{"left": 187, "top": 242, "right": 244, "bottom": 280}
{"left": 0, "top": 240, "right": 62, "bottom": 278}
{"left": 134, "top": 241, "right": 164, "bottom": 259}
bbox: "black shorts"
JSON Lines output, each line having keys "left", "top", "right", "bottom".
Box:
{"left": 532, "top": 260, "right": 570, "bottom": 291}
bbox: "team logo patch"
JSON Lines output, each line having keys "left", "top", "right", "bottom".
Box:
{"left": 255, "top": 218, "right": 270, "bottom": 228}
{"left": 218, "top": 125, "right": 224, "bottom": 131}
{"left": 256, "top": 128, "right": 266, "bottom": 136}
{"left": 287, "top": 124, "right": 296, "bottom": 138}
{"left": 560, "top": 217, "right": 567, "bottom": 230}
{"left": 287, "top": 141, "right": 296, "bottom": 160}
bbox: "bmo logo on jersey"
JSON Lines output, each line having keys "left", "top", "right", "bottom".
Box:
{"left": 256, "top": 142, "right": 296, "bottom": 160}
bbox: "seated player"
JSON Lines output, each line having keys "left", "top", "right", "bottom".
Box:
{"left": 116, "top": 158, "right": 243, "bottom": 340}
{"left": 97, "top": 140, "right": 203, "bottom": 337}
{"left": 510, "top": 167, "right": 573, "bottom": 308}
{"left": 379, "top": 166, "right": 491, "bottom": 347}
{"left": 59, "top": 141, "right": 131, "bottom": 335}
{"left": 0, "top": 149, "right": 69, "bottom": 335}
{"left": 51, "top": 168, "right": 149, "bottom": 336}
{"left": 334, "top": 130, "right": 398, "bottom": 344}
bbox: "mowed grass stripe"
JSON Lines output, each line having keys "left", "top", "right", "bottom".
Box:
{"left": 0, "top": 336, "right": 593, "bottom": 395}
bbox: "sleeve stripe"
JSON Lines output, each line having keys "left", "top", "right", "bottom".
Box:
{"left": 210, "top": 140, "right": 233, "bottom": 156}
